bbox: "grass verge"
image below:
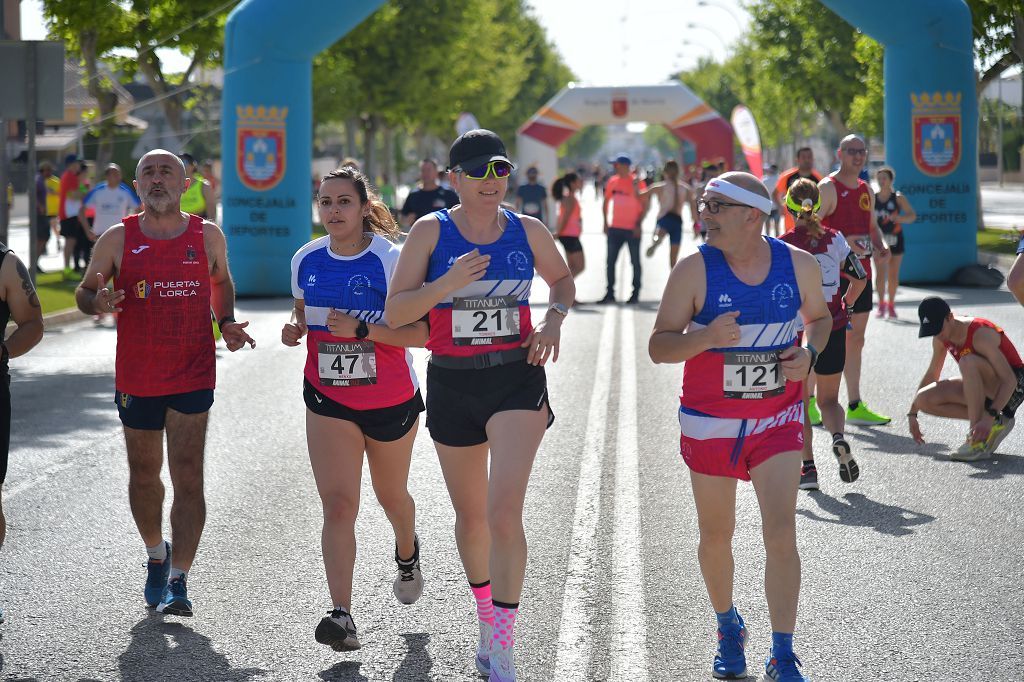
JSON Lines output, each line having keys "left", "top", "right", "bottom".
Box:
{"left": 978, "top": 227, "right": 1022, "bottom": 256}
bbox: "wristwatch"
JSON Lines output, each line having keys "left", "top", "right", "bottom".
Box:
{"left": 355, "top": 320, "right": 370, "bottom": 340}
{"left": 985, "top": 405, "right": 1000, "bottom": 419}
{"left": 549, "top": 303, "right": 569, "bottom": 318}
{"left": 218, "top": 315, "right": 236, "bottom": 329}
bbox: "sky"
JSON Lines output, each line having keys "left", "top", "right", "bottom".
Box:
{"left": 22, "top": 0, "right": 750, "bottom": 83}
{"left": 526, "top": 0, "right": 750, "bottom": 85}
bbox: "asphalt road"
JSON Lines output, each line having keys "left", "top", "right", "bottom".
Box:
{"left": 2, "top": 188, "right": 1023, "bottom": 681}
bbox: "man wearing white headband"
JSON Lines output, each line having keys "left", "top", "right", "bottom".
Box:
{"left": 818, "top": 134, "right": 892, "bottom": 427}
{"left": 650, "top": 171, "right": 831, "bottom": 682}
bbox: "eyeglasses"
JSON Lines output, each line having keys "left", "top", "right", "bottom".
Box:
{"left": 845, "top": 148, "right": 868, "bottom": 156}
{"left": 698, "top": 199, "right": 749, "bottom": 214}
{"left": 457, "top": 160, "right": 513, "bottom": 180}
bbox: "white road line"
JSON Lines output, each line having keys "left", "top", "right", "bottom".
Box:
{"left": 552, "top": 307, "right": 617, "bottom": 682}
{"left": 610, "top": 307, "right": 649, "bottom": 681}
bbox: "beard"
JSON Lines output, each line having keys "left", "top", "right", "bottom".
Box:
{"left": 140, "top": 188, "right": 179, "bottom": 214}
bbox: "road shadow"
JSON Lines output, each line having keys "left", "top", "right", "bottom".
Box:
{"left": 10, "top": 370, "right": 120, "bottom": 451}
{"left": 319, "top": 661, "right": 369, "bottom": 682}
{"left": 393, "top": 633, "right": 433, "bottom": 682}
{"left": 963, "top": 451, "right": 1024, "bottom": 480}
{"left": 798, "top": 491, "right": 935, "bottom": 536}
{"left": 846, "top": 425, "right": 950, "bottom": 462}
{"left": 118, "top": 614, "right": 266, "bottom": 682}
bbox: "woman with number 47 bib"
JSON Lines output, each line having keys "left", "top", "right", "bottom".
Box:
{"left": 385, "top": 129, "right": 574, "bottom": 682}
{"left": 282, "top": 167, "right": 427, "bottom": 653}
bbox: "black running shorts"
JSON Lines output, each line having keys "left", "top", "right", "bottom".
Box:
{"left": 115, "top": 388, "right": 215, "bottom": 431}
{"left": 426, "top": 360, "right": 554, "bottom": 447}
{"left": 841, "top": 277, "right": 873, "bottom": 315}
{"left": 814, "top": 326, "right": 847, "bottom": 376}
{"left": 303, "top": 379, "right": 423, "bottom": 442}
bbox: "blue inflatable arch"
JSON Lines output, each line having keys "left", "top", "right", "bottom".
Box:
{"left": 222, "top": 0, "right": 977, "bottom": 294}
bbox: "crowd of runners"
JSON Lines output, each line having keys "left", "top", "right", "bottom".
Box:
{"left": 0, "top": 126, "right": 1020, "bottom": 682}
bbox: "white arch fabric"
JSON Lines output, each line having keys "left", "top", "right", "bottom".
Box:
{"left": 515, "top": 83, "right": 734, "bottom": 223}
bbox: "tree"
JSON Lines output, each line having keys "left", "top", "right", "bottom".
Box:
{"left": 43, "top": 0, "right": 231, "bottom": 160}
{"left": 968, "top": 0, "right": 1024, "bottom": 93}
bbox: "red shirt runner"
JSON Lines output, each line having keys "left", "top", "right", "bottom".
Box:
{"left": 114, "top": 214, "right": 216, "bottom": 396}
{"left": 943, "top": 318, "right": 1024, "bottom": 369}
{"left": 821, "top": 176, "right": 872, "bottom": 276}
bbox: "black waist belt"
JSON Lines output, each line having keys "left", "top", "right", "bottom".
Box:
{"left": 429, "top": 348, "right": 529, "bottom": 370}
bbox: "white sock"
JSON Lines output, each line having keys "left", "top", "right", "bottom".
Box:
{"left": 169, "top": 567, "right": 187, "bottom": 582}
{"left": 146, "top": 541, "right": 167, "bottom": 561}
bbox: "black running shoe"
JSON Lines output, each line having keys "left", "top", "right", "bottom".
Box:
{"left": 832, "top": 437, "right": 860, "bottom": 483}
{"left": 798, "top": 462, "right": 819, "bottom": 491}
{"left": 597, "top": 294, "right": 616, "bottom": 305}
{"left": 315, "top": 607, "right": 361, "bottom": 651}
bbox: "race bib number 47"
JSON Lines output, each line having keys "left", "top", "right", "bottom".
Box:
{"left": 318, "top": 341, "right": 377, "bottom": 386}
{"left": 722, "top": 350, "right": 785, "bottom": 399}
{"left": 452, "top": 295, "right": 520, "bottom": 346}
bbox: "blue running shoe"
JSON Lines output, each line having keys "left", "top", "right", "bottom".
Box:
{"left": 712, "top": 613, "right": 748, "bottom": 679}
{"left": 765, "top": 650, "right": 805, "bottom": 681}
{"left": 144, "top": 542, "right": 172, "bottom": 607}
{"left": 157, "top": 576, "right": 193, "bottom": 617}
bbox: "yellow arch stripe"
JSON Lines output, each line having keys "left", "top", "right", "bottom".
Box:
{"left": 668, "top": 104, "right": 713, "bottom": 127}
{"left": 537, "top": 106, "right": 581, "bottom": 130}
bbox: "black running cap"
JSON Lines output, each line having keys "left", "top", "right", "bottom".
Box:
{"left": 918, "top": 297, "right": 951, "bottom": 338}
{"left": 448, "top": 129, "right": 514, "bottom": 173}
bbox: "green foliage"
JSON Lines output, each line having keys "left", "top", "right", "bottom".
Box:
{"left": 560, "top": 126, "right": 606, "bottom": 164}
{"left": 847, "top": 35, "right": 884, "bottom": 139}
{"left": 313, "top": 0, "right": 570, "bottom": 144}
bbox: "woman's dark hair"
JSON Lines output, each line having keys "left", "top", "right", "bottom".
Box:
{"left": 551, "top": 172, "right": 579, "bottom": 200}
{"left": 876, "top": 166, "right": 895, "bottom": 182}
{"left": 318, "top": 166, "right": 400, "bottom": 241}
{"left": 663, "top": 160, "right": 679, "bottom": 178}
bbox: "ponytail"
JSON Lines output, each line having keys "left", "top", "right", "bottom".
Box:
{"left": 551, "top": 172, "right": 579, "bottom": 200}
{"left": 785, "top": 177, "right": 824, "bottom": 238}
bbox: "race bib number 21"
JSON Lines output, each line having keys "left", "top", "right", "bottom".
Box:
{"left": 452, "top": 295, "right": 520, "bottom": 346}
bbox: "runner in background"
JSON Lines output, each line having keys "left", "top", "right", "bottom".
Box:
{"left": 515, "top": 167, "right": 547, "bottom": 224}
{"left": 818, "top": 135, "right": 892, "bottom": 427}
{"left": 1009, "top": 234, "right": 1024, "bottom": 307}
{"left": 910, "top": 296, "right": 1021, "bottom": 459}
{"left": 763, "top": 164, "right": 781, "bottom": 237}
{"left": 551, "top": 171, "right": 584, "bottom": 303}
{"left": 773, "top": 148, "right": 821, "bottom": 234}
{"left": 872, "top": 167, "right": 917, "bottom": 319}
{"left": 642, "top": 160, "right": 691, "bottom": 267}
{"left": 779, "top": 178, "right": 867, "bottom": 490}
{"left": 600, "top": 155, "right": 646, "bottom": 304}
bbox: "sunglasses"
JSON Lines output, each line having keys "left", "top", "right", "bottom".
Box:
{"left": 458, "top": 160, "right": 513, "bottom": 180}
{"left": 845, "top": 148, "right": 868, "bottom": 156}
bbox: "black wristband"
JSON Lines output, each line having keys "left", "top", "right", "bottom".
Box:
{"left": 985, "top": 406, "right": 1000, "bottom": 419}
{"left": 355, "top": 320, "right": 370, "bottom": 340}
{"left": 218, "top": 315, "right": 236, "bottom": 329}
{"left": 805, "top": 344, "right": 819, "bottom": 374}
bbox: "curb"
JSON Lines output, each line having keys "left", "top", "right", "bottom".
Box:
{"left": 978, "top": 250, "right": 1018, "bottom": 273}
{"left": 5, "top": 307, "right": 87, "bottom": 337}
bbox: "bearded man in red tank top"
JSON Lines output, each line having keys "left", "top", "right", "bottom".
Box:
{"left": 818, "top": 135, "right": 892, "bottom": 427}
{"left": 75, "top": 148, "right": 255, "bottom": 618}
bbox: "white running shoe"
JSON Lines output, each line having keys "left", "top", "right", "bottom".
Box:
{"left": 476, "top": 620, "right": 493, "bottom": 676}
{"left": 393, "top": 533, "right": 424, "bottom": 605}
{"left": 951, "top": 438, "right": 989, "bottom": 462}
{"left": 489, "top": 644, "right": 516, "bottom": 682}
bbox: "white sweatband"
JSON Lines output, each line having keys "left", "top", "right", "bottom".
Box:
{"left": 705, "top": 178, "right": 773, "bottom": 215}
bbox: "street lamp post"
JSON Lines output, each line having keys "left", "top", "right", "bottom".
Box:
{"left": 696, "top": 0, "right": 745, "bottom": 29}
{"left": 687, "top": 21, "right": 728, "bottom": 45}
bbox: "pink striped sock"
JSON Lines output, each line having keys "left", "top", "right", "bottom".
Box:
{"left": 492, "top": 600, "right": 518, "bottom": 651}
{"left": 470, "top": 581, "right": 494, "bottom": 625}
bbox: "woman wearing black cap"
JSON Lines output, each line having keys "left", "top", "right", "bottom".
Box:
{"left": 385, "top": 129, "right": 574, "bottom": 681}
